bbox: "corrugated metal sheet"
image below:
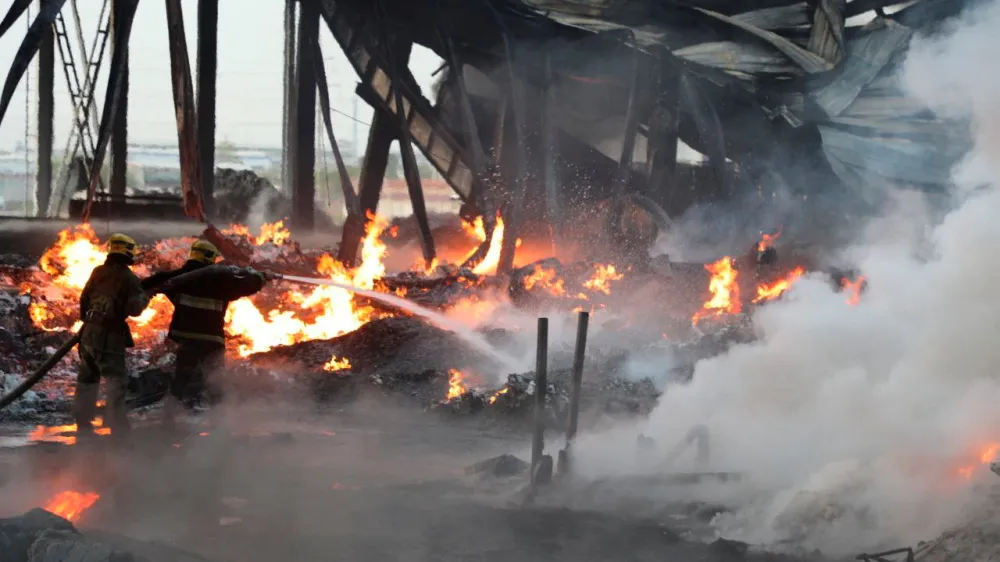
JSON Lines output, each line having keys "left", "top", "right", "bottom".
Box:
{"left": 810, "top": 19, "right": 912, "bottom": 116}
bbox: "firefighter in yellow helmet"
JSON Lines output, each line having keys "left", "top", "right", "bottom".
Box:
{"left": 75, "top": 233, "right": 150, "bottom": 438}
{"left": 142, "top": 239, "right": 268, "bottom": 426}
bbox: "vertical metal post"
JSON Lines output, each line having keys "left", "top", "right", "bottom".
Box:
{"left": 542, "top": 51, "right": 560, "bottom": 232}
{"left": 530, "top": 317, "right": 549, "bottom": 488}
{"left": 36, "top": 0, "right": 54, "bottom": 217}
{"left": 291, "top": 0, "right": 319, "bottom": 232}
{"left": 337, "top": 112, "right": 394, "bottom": 265}
{"left": 196, "top": 0, "right": 219, "bottom": 218}
{"left": 566, "top": 310, "right": 589, "bottom": 444}
{"left": 110, "top": 0, "right": 130, "bottom": 206}
{"left": 647, "top": 47, "right": 680, "bottom": 207}
{"left": 611, "top": 36, "right": 641, "bottom": 222}
{"left": 281, "top": 0, "right": 297, "bottom": 194}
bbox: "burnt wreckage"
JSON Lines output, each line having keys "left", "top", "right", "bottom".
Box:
{"left": 0, "top": 0, "right": 972, "bottom": 269}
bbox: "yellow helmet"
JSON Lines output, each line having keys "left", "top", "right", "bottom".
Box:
{"left": 189, "top": 239, "right": 220, "bottom": 264}
{"left": 107, "top": 233, "right": 137, "bottom": 264}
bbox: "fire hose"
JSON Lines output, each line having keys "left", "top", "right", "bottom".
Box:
{"left": 0, "top": 331, "right": 82, "bottom": 410}
{"left": 0, "top": 267, "right": 317, "bottom": 411}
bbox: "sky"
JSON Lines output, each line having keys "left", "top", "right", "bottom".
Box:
{"left": 0, "top": 0, "right": 444, "bottom": 154}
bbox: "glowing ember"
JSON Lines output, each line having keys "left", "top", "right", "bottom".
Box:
{"left": 43, "top": 490, "right": 100, "bottom": 521}
{"left": 446, "top": 369, "right": 468, "bottom": 401}
{"left": 692, "top": 257, "right": 741, "bottom": 325}
{"left": 753, "top": 267, "right": 805, "bottom": 304}
{"left": 757, "top": 229, "right": 781, "bottom": 253}
{"left": 583, "top": 264, "right": 623, "bottom": 295}
{"left": 842, "top": 276, "right": 866, "bottom": 305}
{"left": 323, "top": 356, "right": 351, "bottom": 372}
{"left": 522, "top": 265, "right": 566, "bottom": 296}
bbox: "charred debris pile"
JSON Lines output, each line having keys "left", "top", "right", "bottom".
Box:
{"left": 0, "top": 219, "right": 864, "bottom": 428}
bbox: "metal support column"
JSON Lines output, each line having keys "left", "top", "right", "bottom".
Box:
{"left": 110, "top": 0, "right": 129, "bottom": 205}
{"left": 291, "top": 0, "right": 319, "bottom": 232}
{"left": 196, "top": 0, "right": 218, "bottom": 218}
{"left": 337, "top": 111, "right": 394, "bottom": 265}
{"left": 336, "top": 41, "right": 412, "bottom": 266}
{"left": 647, "top": 47, "right": 680, "bottom": 207}
{"left": 36, "top": 0, "right": 54, "bottom": 217}
{"left": 281, "top": 0, "right": 296, "bottom": 195}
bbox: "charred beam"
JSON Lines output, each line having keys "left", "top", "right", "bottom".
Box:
{"left": 81, "top": 0, "right": 137, "bottom": 223}
{"left": 110, "top": 0, "right": 130, "bottom": 205}
{"left": 314, "top": 44, "right": 360, "bottom": 217}
{"left": 165, "top": 0, "right": 205, "bottom": 221}
{"left": 196, "top": 0, "right": 219, "bottom": 218}
{"left": 496, "top": 43, "right": 530, "bottom": 277}
{"left": 291, "top": 0, "right": 319, "bottom": 232}
{"left": 0, "top": 0, "right": 31, "bottom": 41}
{"left": 374, "top": 1, "right": 435, "bottom": 267}
{"left": 281, "top": 0, "right": 296, "bottom": 199}
{"left": 338, "top": 108, "right": 393, "bottom": 266}
{"left": 337, "top": 41, "right": 412, "bottom": 267}
{"left": 542, "top": 51, "right": 560, "bottom": 231}
{"left": 609, "top": 32, "right": 642, "bottom": 228}
{"left": 0, "top": 0, "right": 67, "bottom": 129}
{"left": 646, "top": 48, "right": 681, "bottom": 206}
{"left": 35, "top": 0, "right": 53, "bottom": 217}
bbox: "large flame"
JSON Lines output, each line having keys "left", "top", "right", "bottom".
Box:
{"left": 24, "top": 217, "right": 397, "bottom": 359}
{"left": 522, "top": 264, "right": 566, "bottom": 296}
{"left": 692, "top": 257, "right": 741, "bottom": 325}
{"left": 446, "top": 369, "right": 468, "bottom": 401}
{"left": 753, "top": 267, "right": 805, "bottom": 304}
{"left": 225, "top": 213, "right": 390, "bottom": 357}
{"left": 461, "top": 215, "right": 507, "bottom": 276}
{"left": 43, "top": 490, "right": 100, "bottom": 522}
{"left": 583, "top": 264, "right": 623, "bottom": 295}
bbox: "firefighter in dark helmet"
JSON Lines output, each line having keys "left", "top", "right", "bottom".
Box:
{"left": 142, "top": 240, "right": 268, "bottom": 424}
{"left": 75, "top": 233, "right": 150, "bottom": 437}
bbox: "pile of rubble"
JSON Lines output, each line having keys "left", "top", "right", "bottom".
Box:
{"left": 213, "top": 168, "right": 337, "bottom": 230}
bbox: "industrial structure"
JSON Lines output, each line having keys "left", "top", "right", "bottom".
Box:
{"left": 0, "top": 0, "right": 973, "bottom": 272}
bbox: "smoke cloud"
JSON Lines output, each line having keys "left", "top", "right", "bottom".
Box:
{"left": 575, "top": 1, "right": 1000, "bottom": 555}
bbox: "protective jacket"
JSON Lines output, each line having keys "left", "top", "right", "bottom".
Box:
{"left": 143, "top": 260, "right": 265, "bottom": 347}
{"left": 79, "top": 254, "right": 149, "bottom": 353}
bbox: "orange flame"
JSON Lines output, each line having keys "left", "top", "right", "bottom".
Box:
{"left": 583, "top": 264, "right": 623, "bottom": 295}
{"left": 842, "top": 276, "right": 866, "bottom": 306}
{"left": 43, "top": 490, "right": 100, "bottom": 522}
{"left": 522, "top": 265, "right": 566, "bottom": 296}
{"left": 461, "top": 215, "right": 508, "bottom": 276}
{"left": 323, "top": 356, "right": 351, "bottom": 372}
{"left": 26, "top": 218, "right": 399, "bottom": 360}
{"left": 753, "top": 267, "right": 805, "bottom": 304}
{"left": 487, "top": 386, "right": 509, "bottom": 404}
{"left": 255, "top": 220, "right": 291, "bottom": 246}
{"left": 757, "top": 228, "right": 781, "bottom": 253}
{"left": 692, "top": 257, "right": 741, "bottom": 325}
{"left": 446, "top": 369, "right": 468, "bottom": 401}
{"left": 956, "top": 442, "right": 1000, "bottom": 480}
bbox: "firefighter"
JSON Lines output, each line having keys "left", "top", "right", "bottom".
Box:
{"left": 75, "top": 233, "right": 150, "bottom": 437}
{"left": 142, "top": 240, "right": 268, "bottom": 425}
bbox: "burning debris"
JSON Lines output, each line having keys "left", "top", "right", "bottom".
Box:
{"left": 42, "top": 490, "right": 100, "bottom": 522}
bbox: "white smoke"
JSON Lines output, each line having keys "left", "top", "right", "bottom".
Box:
{"left": 588, "top": 1, "right": 1000, "bottom": 555}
